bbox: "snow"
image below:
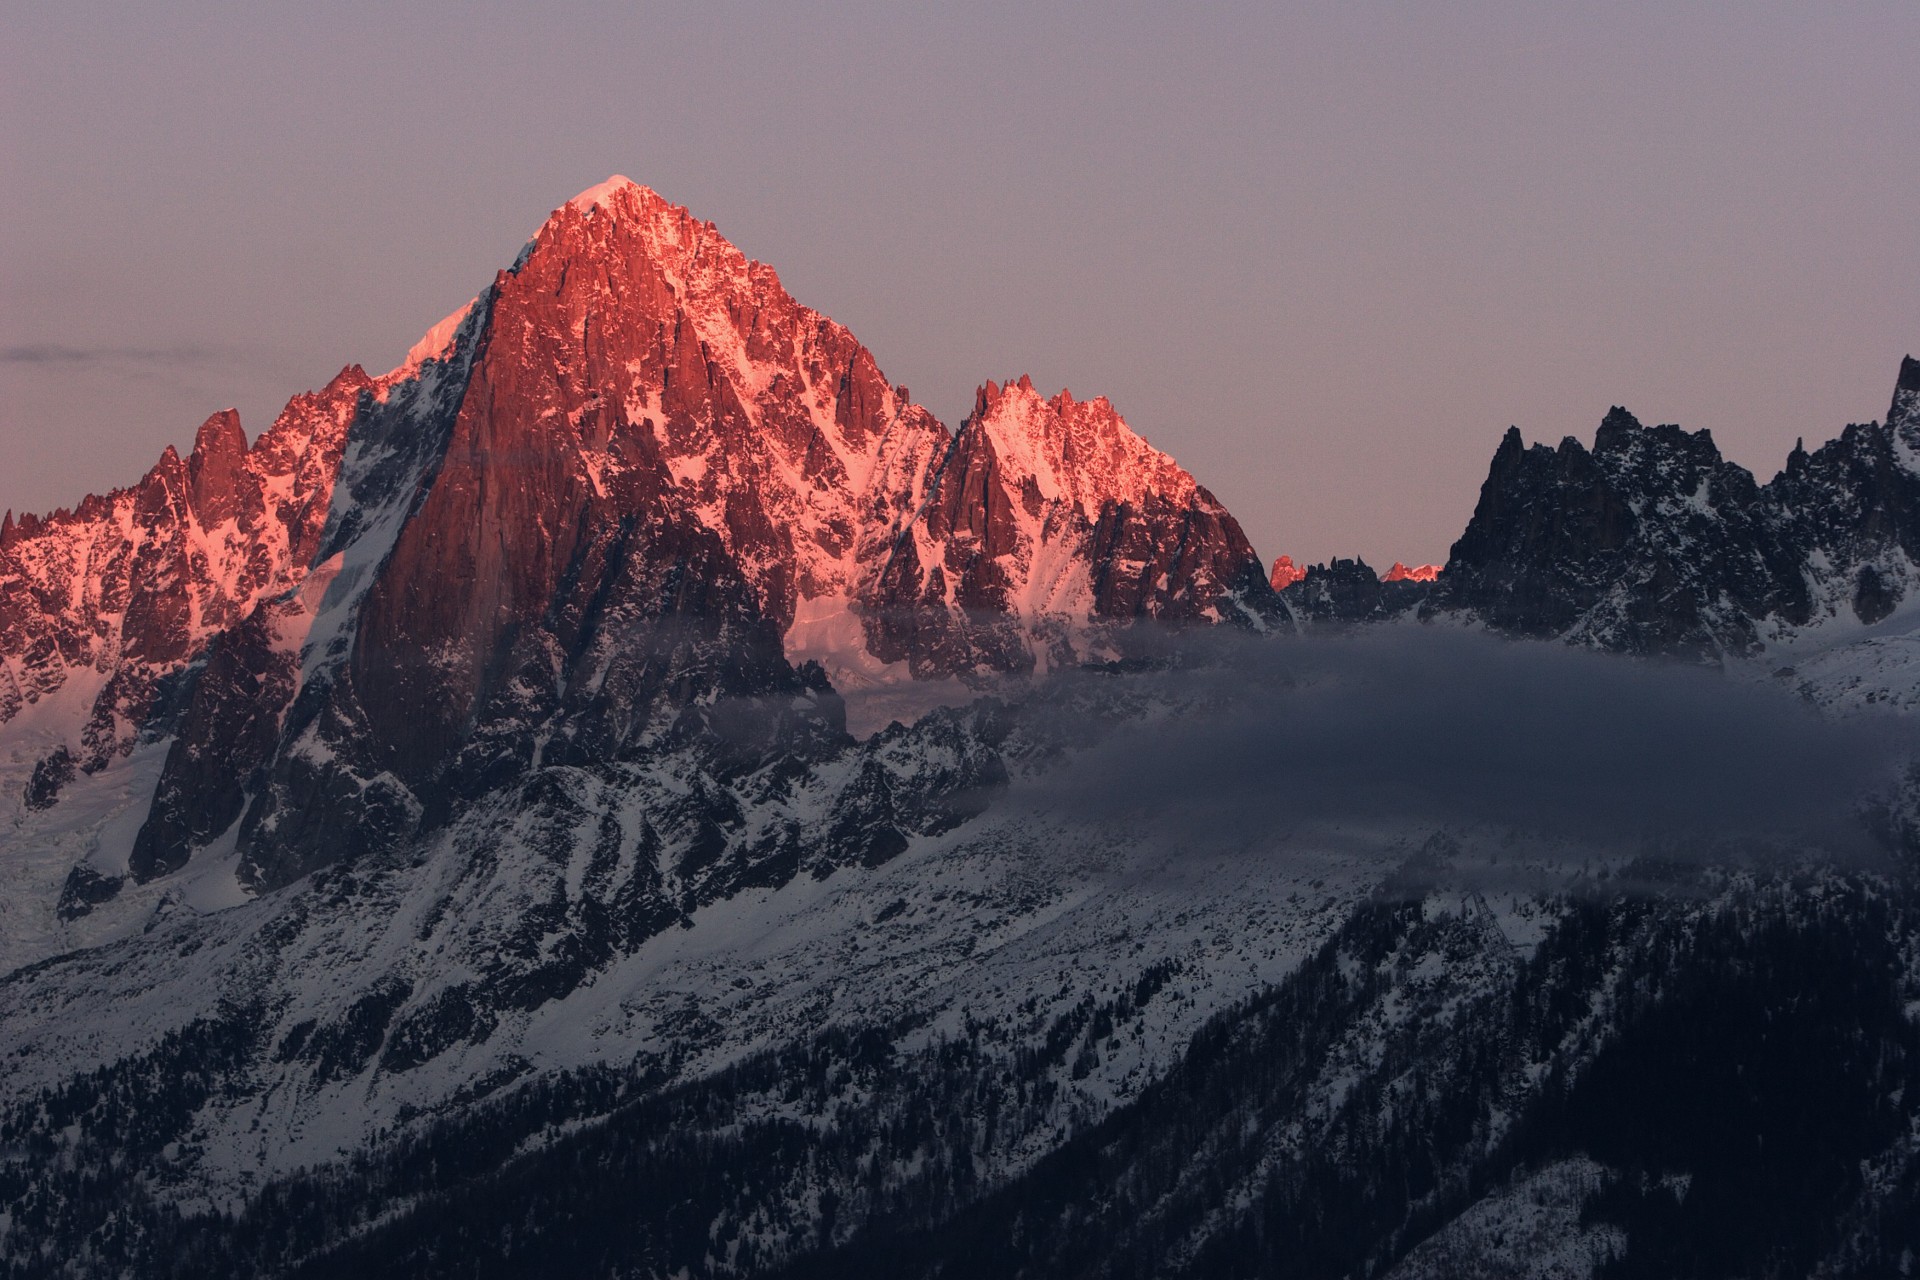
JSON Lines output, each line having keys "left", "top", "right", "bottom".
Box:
{"left": 566, "top": 174, "right": 646, "bottom": 214}
{"left": 1385, "top": 1158, "right": 1624, "bottom": 1279}
{"left": 783, "top": 594, "right": 975, "bottom": 735}
{"left": 382, "top": 297, "right": 477, "bottom": 386}
{"left": 0, "top": 682, "right": 1416, "bottom": 1203}
{"left": 1773, "top": 598, "right": 1920, "bottom": 714}
{"left": 0, "top": 741, "right": 167, "bottom": 975}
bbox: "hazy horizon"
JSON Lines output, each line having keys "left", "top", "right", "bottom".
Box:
{"left": 4, "top": 2, "right": 1916, "bottom": 569}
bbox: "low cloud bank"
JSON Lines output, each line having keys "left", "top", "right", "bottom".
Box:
{"left": 1029, "top": 628, "right": 1918, "bottom": 867}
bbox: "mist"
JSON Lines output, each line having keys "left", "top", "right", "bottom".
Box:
{"left": 1022, "top": 627, "right": 1919, "bottom": 871}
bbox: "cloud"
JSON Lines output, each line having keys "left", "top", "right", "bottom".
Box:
{"left": 1020, "top": 627, "right": 1917, "bottom": 872}
{"left": 0, "top": 343, "right": 225, "bottom": 366}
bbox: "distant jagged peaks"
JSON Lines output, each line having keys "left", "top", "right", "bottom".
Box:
{"left": 1268, "top": 554, "right": 1437, "bottom": 589}
{"left": 1268, "top": 554, "right": 1441, "bottom": 627}
{"left": 1383, "top": 562, "right": 1441, "bottom": 583}
{"left": 1267, "top": 356, "right": 1920, "bottom": 651}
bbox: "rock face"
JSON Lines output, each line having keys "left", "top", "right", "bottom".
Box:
{"left": 1269, "top": 554, "right": 1306, "bottom": 590}
{"left": 1430, "top": 359, "right": 1920, "bottom": 658}
{"left": 1382, "top": 562, "right": 1440, "bottom": 583}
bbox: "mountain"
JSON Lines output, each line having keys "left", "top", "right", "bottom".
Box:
{"left": 1, "top": 177, "right": 1280, "bottom": 910}
{"left": 1430, "top": 357, "right": 1920, "bottom": 659}
{"left": 3, "top": 178, "right": 1919, "bottom": 1279}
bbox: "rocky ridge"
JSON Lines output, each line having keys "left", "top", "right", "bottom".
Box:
{"left": 1430, "top": 358, "right": 1920, "bottom": 658}
{"left": 0, "top": 369, "right": 369, "bottom": 783}
{"left": 1264, "top": 358, "right": 1920, "bottom": 653}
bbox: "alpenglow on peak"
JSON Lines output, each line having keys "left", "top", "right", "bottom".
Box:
{"left": 564, "top": 173, "right": 654, "bottom": 214}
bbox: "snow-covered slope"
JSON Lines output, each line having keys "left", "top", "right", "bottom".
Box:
{"left": 0, "top": 666, "right": 1394, "bottom": 1226}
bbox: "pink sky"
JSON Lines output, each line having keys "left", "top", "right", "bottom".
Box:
{"left": 3, "top": 2, "right": 1916, "bottom": 570}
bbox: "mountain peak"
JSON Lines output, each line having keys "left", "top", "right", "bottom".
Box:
{"left": 1891, "top": 354, "right": 1920, "bottom": 428}
{"left": 191, "top": 408, "right": 246, "bottom": 456}
{"left": 565, "top": 174, "right": 655, "bottom": 214}
{"left": 964, "top": 377, "right": 1194, "bottom": 517}
{"left": 1593, "top": 406, "right": 1644, "bottom": 454}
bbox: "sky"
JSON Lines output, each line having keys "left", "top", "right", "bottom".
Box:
{"left": 3, "top": 2, "right": 1916, "bottom": 570}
